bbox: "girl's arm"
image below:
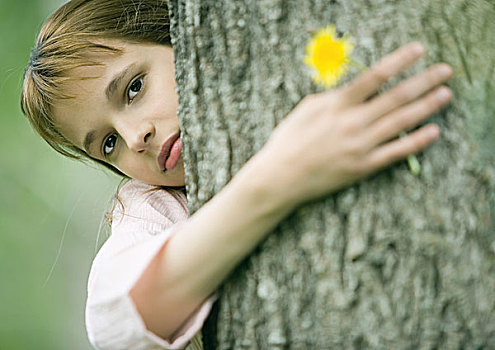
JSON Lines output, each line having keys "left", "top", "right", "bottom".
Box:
{"left": 130, "top": 42, "right": 453, "bottom": 340}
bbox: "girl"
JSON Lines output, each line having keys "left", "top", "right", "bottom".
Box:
{"left": 21, "top": 0, "right": 453, "bottom": 349}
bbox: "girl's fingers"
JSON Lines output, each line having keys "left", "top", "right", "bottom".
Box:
{"left": 366, "top": 123, "right": 441, "bottom": 171}
{"left": 366, "top": 86, "right": 451, "bottom": 146}
{"left": 340, "top": 42, "right": 426, "bottom": 104}
{"left": 364, "top": 63, "right": 453, "bottom": 123}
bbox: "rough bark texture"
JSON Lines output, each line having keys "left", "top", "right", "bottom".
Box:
{"left": 168, "top": 0, "right": 495, "bottom": 348}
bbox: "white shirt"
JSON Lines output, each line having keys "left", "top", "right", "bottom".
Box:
{"left": 85, "top": 180, "right": 215, "bottom": 350}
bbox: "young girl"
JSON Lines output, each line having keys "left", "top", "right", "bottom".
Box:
{"left": 21, "top": 0, "right": 453, "bottom": 349}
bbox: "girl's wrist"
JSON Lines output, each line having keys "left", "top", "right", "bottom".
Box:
{"left": 232, "top": 148, "right": 302, "bottom": 217}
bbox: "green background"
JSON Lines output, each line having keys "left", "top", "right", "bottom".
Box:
{"left": 0, "top": 1, "right": 120, "bottom": 349}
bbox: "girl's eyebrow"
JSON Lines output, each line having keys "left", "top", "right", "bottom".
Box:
{"left": 105, "top": 63, "right": 137, "bottom": 100}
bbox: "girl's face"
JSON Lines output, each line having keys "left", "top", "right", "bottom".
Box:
{"left": 53, "top": 41, "right": 185, "bottom": 187}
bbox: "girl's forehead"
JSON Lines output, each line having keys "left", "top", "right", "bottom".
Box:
{"left": 53, "top": 77, "right": 101, "bottom": 126}
{"left": 64, "top": 47, "right": 127, "bottom": 94}
{"left": 66, "top": 41, "right": 125, "bottom": 79}
{"left": 71, "top": 64, "right": 107, "bottom": 82}
{"left": 58, "top": 65, "right": 108, "bottom": 102}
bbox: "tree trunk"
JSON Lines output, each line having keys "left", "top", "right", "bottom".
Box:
{"left": 168, "top": 0, "right": 495, "bottom": 348}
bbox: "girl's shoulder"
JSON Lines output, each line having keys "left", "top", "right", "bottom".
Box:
{"left": 89, "top": 180, "right": 189, "bottom": 281}
{"left": 111, "top": 179, "right": 189, "bottom": 231}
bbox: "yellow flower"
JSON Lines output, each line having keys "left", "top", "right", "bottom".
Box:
{"left": 304, "top": 24, "right": 354, "bottom": 88}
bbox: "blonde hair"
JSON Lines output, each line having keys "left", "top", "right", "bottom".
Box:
{"left": 21, "top": 0, "right": 171, "bottom": 175}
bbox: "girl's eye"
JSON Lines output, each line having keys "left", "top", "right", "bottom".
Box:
{"left": 103, "top": 133, "right": 118, "bottom": 156}
{"left": 127, "top": 76, "right": 144, "bottom": 102}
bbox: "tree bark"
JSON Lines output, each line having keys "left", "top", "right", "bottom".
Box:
{"left": 168, "top": 0, "right": 495, "bottom": 348}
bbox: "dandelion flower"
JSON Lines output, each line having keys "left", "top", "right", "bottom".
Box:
{"left": 304, "top": 24, "right": 354, "bottom": 88}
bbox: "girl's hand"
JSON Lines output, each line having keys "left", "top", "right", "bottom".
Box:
{"left": 257, "top": 42, "right": 453, "bottom": 206}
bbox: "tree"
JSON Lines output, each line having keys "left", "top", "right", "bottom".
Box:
{"left": 168, "top": 0, "right": 495, "bottom": 348}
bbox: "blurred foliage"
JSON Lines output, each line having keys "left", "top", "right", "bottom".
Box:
{"left": 0, "top": 1, "right": 120, "bottom": 349}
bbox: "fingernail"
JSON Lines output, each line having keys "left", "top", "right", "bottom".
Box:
{"left": 411, "top": 42, "right": 425, "bottom": 55}
{"left": 438, "top": 64, "right": 453, "bottom": 77}
{"left": 428, "top": 124, "right": 441, "bottom": 138}
{"left": 437, "top": 87, "right": 451, "bottom": 102}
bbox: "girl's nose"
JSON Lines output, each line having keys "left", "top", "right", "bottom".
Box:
{"left": 119, "top": 121, "right": 155, "bottom": 153}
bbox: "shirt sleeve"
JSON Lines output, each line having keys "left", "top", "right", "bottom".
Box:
{"left": 85, "top": 181, "right": 216, "bottom": 350}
